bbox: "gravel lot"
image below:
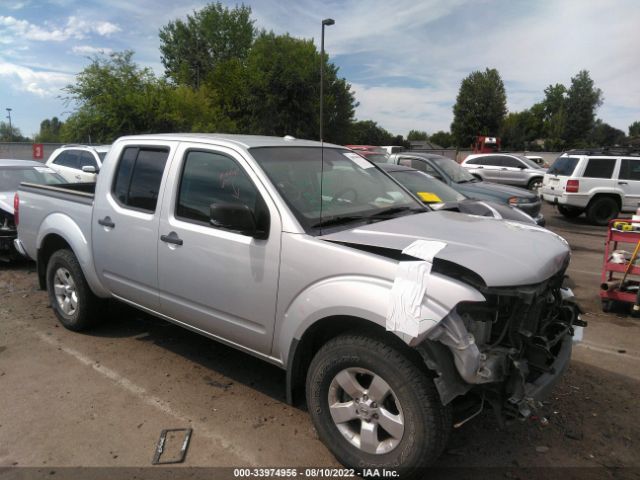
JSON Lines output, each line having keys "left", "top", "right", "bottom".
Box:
{"left": 1, "top": 203, "right": 639, "bottom": 478}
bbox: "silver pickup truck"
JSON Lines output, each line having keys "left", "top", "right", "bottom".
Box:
{"left": 15, "top": 134, "right": 584, "bottom": 474}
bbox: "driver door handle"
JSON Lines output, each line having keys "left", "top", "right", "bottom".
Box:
{"left": 160, "top": 231, "right": 183, "bottom": 246}
{"left": 98, "top": 216, "right": 115, "bottom": 228}
{"left": 618, "top": 181, "right": 628, "bottom": 185}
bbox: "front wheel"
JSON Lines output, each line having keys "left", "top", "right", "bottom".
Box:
{"left": 527, "top": 177, "right": 543, "bottom": 191}
{"left": 46, "top": 249, "right": 103, "bottom": 331}
{"left": 306, "top": 334, "right": 451, "bottom": 476}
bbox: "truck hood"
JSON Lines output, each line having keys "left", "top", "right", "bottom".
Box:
{"left": 0, "top": 191, "right": 14, "bottom": 215}
{"left": 320, "top": 211, "right": 569, "bottom": 287}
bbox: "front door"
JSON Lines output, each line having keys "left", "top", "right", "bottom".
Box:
{"left": 157, "top": 144, "right": 281, "bottom": 354}
{"left": 92, "top": 143, "right": 175, "bottom": 310}
{"left": 618, "top": 158, "right": 640, "bottom": 211}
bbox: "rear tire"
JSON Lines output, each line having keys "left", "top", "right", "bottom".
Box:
{"left": 46, "top": 249, "right": 103, "bottom": 331}
{"left": 586, "top": 197, "right": 619, "bottom": 226}
{"left": 557, "top": 205, "right": 583, "bottom": 218}
{"left": 306, "top": 334, "right": 451, "bottom": 477}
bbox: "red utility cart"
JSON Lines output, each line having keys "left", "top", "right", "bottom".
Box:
{"left": 600, "top": 218, "right": 640, "bottom": 311}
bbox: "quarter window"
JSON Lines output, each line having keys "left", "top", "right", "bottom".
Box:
{"left": 112, "top": 147, "right": 169, "bottom": 212}
{"left": 176, "top": 150, "right": 265, "bottom": 230}
{"left": 619, "top": 159, "right": 640, "bottom": 181}
{"left": 583, "top": 158, "right": 615, "bottom": 179}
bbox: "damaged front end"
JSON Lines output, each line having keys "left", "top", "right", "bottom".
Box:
{"left": 417, "top": 265, "right": 586, "bottom": 423}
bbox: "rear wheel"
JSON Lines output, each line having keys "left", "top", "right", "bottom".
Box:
{"left": 46, "top": 249, "right": 103, "bottom": 331}
{"left": 586, "top": 197, "right": 619, "bottom": 226}
{"left": 557, "top": 205, "right": 583, "bottom": 218}
{"left": 306, "top": 334, "right": 451, "bottom": 476}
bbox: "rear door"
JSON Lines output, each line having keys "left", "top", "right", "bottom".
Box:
{"left": 156, "top": 143, "right": 281, "bottom": 354}
{"left": 617, "top": 158, "right": 640, "bottom": 211}
{"left": 579, "top": 157, "right": 617, "bottom": 199}
{"left": 49, "top": 150, "right": 82, "bottom": 182}
{"left": 92, "top": 142, "right": 175, "bottom": 310}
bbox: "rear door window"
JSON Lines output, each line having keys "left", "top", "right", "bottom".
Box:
{"left": 112, "top": 147, "right": 169, "bottom": 212}
{"left": 78, "top": 152, "right": 97, "bottom": 169}
{"left": 582, "top": 158, "right": 616, "bottom": 179}
{"left": 548, "top": 157, "right": 579, "bottom": 176}
{"left": 53, "top": 150, "right": 81, "bottom": 169}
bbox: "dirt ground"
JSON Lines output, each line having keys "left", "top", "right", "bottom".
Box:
{"left": 1, "top": 203, "right": 639, "bottom": 479}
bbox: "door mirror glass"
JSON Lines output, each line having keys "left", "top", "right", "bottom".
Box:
{"left": 210, "top": 202, "right": 265, "bottom": 238}
{"left": 82, "top": 165, "right": 97, "bottom": 173}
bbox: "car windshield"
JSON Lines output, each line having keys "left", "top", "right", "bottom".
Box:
{"left": 390, "top": 171, "right": 466, "bottom": 203}
{"left": 364, "top": 153, "right": 391, "bottom": 164}
{"left": 517, "top": 155, "right": 545, "bottom": 169}
{"left": 0, "top": 166, "right": 66, "bottom": 191}
{"left": 548, "top": 157, "right": 579, "bottom": 176}
{"left": 431, "top": 157, "right": 477, "bottom": 183}
{"left": 250, "top": 147, "right": 424, "bottom": 233}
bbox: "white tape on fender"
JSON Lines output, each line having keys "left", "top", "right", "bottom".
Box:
{"left": 386, "top": 240, "right": 446, "bottom": 340}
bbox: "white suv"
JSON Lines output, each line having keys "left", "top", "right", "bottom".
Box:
{"left": 541, "top": 149, "right": 640, "bottom": 225}
{"left": 46, "top": 144, "right": 110, "bottom": 183}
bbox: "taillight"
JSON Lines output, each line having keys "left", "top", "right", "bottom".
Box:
{"left": 13, "top": 193, "right": 19, "bottom": 226}
{"left": 566, "top": 179, "right": 579, "bottom": 193}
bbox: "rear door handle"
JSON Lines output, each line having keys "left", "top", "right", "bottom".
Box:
{"left": 160, "top": 231, "right": 183, "bottom": 246}
{"left": 618, "top": 181, "right": 628, "bottom": 185}
{"left": 500, "top": 168, "right": 508, "bottom": 171}
{"left": 98, "top": 216, "right": 115, "bottom": 228}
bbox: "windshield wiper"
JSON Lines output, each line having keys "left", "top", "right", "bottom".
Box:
{"left": 366, "top": 206, "right": 422, "bottom": 220}
{"left": 311, "top": 215, "right": 365, "bottom": 229}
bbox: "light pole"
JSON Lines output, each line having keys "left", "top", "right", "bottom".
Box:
{"left": 5, "top": 108, "right": 12, "bottom": 141}
{"left": 320, "top": 18, "right": 334, "bottom": 142}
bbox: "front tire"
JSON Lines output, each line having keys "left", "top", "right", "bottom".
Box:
{"left": 306, "top": 334, "right": 451, "bottom": 476}
{"left": 586, "top": 197, "right": 619, "bottom": 226}
{"left": 527, "top": 177, "right": 543, "bottom": 191}
{"left": 46, "top": 249, "right": 103, "bottom": 331}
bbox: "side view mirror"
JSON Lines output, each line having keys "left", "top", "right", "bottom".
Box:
{"left": 209, "top": 202, "right": 267, "bottom": 239}
{"left": 518, "top": 165, "right": 527, "bottom": 170}
{"left": 82, "top": 166, "right": 98, "bottom": 174}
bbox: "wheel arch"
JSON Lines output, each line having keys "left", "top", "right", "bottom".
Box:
{"left": 285, "top": 315, "right": 430, "bottom": 406}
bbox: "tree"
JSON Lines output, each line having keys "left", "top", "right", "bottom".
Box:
{"left": 591, "top": 120, "right": 625, "bottom": 146}
{"left": 451, "top": 68, "right": 507, "bottom": 147}
{"left": 407, "top": 130, "right": 428, "bottom": 141}
{"left": 159, "top": 3, "right": 255, "bottom": 88}
{"left": 564, "top": 70, "right": 603, "bottom": 147}
{"left": 238, "top": 32, "right": 356, "bottom": 143}
{"left": 35, "top": 117, "right": 64, "bottom": 142}
{"left": 629, "top": 121, "right": 640, "bottom": 138}
{"left": 500, "top": 108, "right": 543, "bottom": 150}
{"left": 0, "top": 121, "right": 30, "bottom": 142}
{"left": 61, "top": 51, "right": 233, "bottom": 143}
{"left": 348, "top": 120, "right": 394, "bottom": 145}
{"left": 429, "top": 131, "right": 453, "bottom": 148}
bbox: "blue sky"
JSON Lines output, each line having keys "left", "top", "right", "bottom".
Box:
{"left": 1, "top": 0, "right": 639, "bottom": 139}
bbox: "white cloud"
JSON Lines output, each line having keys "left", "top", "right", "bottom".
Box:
{"left": 0, "top": 15, "right": 121, "bottom": 43}
{"left": 72, "top": 45, "right": 113, "bottom": 55}
{"left": 0, "top": 60, "right": 74, "bottom": 96}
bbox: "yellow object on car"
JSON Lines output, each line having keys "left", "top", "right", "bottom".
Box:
{"left": 417, "top": 192, "right": 442, "bottom": 203}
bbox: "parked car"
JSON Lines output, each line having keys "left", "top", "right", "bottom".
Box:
{"left": 345, "top": 145, "right": 390, "bottom": 163}
{"left": 526, "top": 155, "right": 549, "bottom": 168}
{"left": 387, "top": 152, "right": 545, "bottom": 226}
{"left": 541, "top": 149, "right": 640, "bottom": 225}
{"left": 46, "top": 144, "right": 110, "bottom": 183}
{"left": 0, "top": 159, "right": 66, "bottom": 261}
{"left": 461, "top": 153, "right": 546, "bottom": 190}
{"left": 379, "top": 163, "right": 537, "bottom": 224}
{"left": 15, "top": 134, "right": 582, "bottom": 474}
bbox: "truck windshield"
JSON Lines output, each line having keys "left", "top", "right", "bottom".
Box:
{"left": 250, "top": 147, "right": 424, "bottom": 232}
{"left": 0, "top": 167, "right": 66, "bottom": 191}
{"left": 548, "top": 157, "right": 579, "bottom": 176}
